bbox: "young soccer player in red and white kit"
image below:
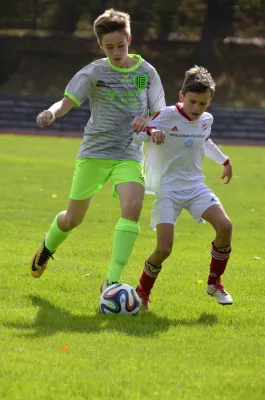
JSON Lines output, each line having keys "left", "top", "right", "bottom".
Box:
{"left": 133, "top": 65, "right": 233, "bottom": 309}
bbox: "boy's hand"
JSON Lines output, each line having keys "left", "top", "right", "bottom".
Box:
{"left": 150, "top": 129, "right": 165, "bottom": 145}
{"left": 131, "top": 116, "right": 151, "bottom": 133}
{"left": 36, "top": 110, "right": 55, "bottom": 127}
{"left": 221, "top": 162, "right": 232, "bottom": 184}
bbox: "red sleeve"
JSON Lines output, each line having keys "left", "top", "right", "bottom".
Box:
{"left": 151, "top": 111, "right": 160, "bottom": 120}
{"left": 145, "top": 111, "right": 160, "bottom": 135}
{"left": 144, "top": 126, "right": 156, "bottom": 136}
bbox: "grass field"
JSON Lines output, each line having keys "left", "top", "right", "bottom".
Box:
{"left": 0, "top": 134, "right": 265, "bottom": 400}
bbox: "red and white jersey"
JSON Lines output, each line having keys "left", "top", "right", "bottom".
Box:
{"left": 134, "top": 103, "right": 228, "bottom": 193}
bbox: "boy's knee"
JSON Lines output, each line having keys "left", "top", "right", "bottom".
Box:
{"left": 217, "top": 218, "right": 232, "bottom": 237}
{"left": 65, "top": 214, "right": 84, "bottom": 230}
{"left": 121, "top": 199, "right": 143, "bottom": 220}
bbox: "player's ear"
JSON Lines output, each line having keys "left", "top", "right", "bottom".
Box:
{"left": 179, "top": 90, "right": 184, "bottom": 102}
{"left": 127, "top": 35, "right": 132, "bottom": 46}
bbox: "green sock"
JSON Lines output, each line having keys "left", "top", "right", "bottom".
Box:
{"left": 45, "top": 214, "right": 72, "bottom": 253}
{"left": 107, "top": 217, "right": 140, "bottom": 283}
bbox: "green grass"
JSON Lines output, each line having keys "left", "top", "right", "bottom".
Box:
{"left": 0, "top": 134, "right": 265, "bottom": 400}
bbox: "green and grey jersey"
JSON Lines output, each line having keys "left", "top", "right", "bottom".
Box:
{"left": 64, "top": 54, "right": 166, "bottom": 162}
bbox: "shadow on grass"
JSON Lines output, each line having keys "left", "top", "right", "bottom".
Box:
{"left": 6, "top": 295, "right": 218, "bottom": 338}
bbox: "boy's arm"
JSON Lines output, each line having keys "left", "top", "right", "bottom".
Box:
{"left": 132, "top": 110, "right": 161, "bottom": 143}
{"left": 205, "top": 138, "right": 232, "bottom": 184}
{"left": 49, "top": 97, "right": 75, "bottom": 118}
{"left": 130, "top": 69, "right": 166, "bottom": 133}
{"left": 36, "top": 97, "right": 75, "bottom": 127}
{"left": 36, "top": 64, "right": 94, "bottom": 128}
{"left": 133, "top": 127, "right": 165, "bottom": 146}
{"left": 205, "top": 137, "right": 229, "bottom": 164}
{"left": 132, "top": 130, "right": 151, "bottom": 144}
{"left": 131, "top": 111, "right": 161, "bottom": 133}
{"left": 131, "top": 115, "right": 151, "bottom": 133}
{"left": 147, "top": 69, "right": 166, "bottom": 114}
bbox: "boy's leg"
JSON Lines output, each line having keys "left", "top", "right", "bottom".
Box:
{"left": 136, "top": 192, "right": 179, "bottom": 308}
{"left": 45, "top": 197, "right": 92, "bottom": 251}
{"left": 31, "top": 158, "right": 111, "bottom": 278}
{"left": 106, "top": 181, "right": 144, "bottom": 284}
{"left": 103, "top": 161, "right": 145, "bottom": 288}
{"left": 187, "top": 186, "right": 233, "bottom": 305}
{"left": 136, "top": 223, "right": 174, "bottom": 308}
{"left": 31, "top": 198, "right": 91, "bottom": 278}
{"left": 201, "top": 204, "right": 233, "bottom": 305}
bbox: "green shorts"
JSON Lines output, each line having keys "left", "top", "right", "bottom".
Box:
{"left": 69, "top": 158, "right": 145, "bottom": 200}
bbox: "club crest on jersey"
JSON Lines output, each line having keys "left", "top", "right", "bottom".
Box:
{"left": 107, "top": 91, "right": 117, "bottom": 100}
{"left": 134, "top": 74, "right": 148, "bottom": 90}
{"left": 184, "top": 139, "right": 193, "bottom": 148}
{"left": 171, "top": 126, "right": 179, "bottom": 132}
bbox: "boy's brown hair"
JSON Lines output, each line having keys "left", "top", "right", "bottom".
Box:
{"left": 182, "top": 65, "right": 216, "bottom": 96}
{"left": 93, "top": 8, "right": 131, "bottom": 43}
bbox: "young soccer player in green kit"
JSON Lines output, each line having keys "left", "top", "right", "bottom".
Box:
{"left": 31, "top": 8, "right": 166, "bottom": 292}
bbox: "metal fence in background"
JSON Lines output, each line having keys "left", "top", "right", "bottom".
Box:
{"left": 0, "top": 93, "right": 265, "bottom": 144}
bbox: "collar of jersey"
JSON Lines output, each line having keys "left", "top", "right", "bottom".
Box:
{"left": 107, "top": 54, "right": 143, "bottom": 72}
{"left": 175, "top": 103, "right": 192, "bottom": 121}
{"left": 175, "top": 102, "right": 207, "bottom": 122}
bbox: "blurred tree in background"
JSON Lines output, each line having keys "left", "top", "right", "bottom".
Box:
{"left": 196, "top": 0, "right": 236, "bottom": 63}
{"left": 0, "top": 0, "right": 264, "bottom": 39}
{"left": 0, "top": 0, "right": 264, "bottom": 105}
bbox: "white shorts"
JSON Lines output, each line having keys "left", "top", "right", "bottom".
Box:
{"left": 150, "top": 183, "right": 222, "bottom": 230}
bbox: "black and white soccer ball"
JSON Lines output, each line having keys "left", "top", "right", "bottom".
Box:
{"left": 99, "top": 283, "right": 141, "bottom": 315}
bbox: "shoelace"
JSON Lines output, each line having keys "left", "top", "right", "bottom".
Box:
{"left": 215, "top": 283, "right": 228, "bottom": 296}
{"left": 38, "top": 247, "right": 54, "bottom": 265}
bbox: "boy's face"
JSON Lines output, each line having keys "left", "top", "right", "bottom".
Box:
{"left": 179, "top": 90, "right": 212, "bottom": 120}
{"left": 99, "top": 31, "right": 131, "bottom": 67}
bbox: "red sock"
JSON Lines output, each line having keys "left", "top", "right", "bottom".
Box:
{"left": 208, "top": 242, "right": 232, "bottom": 285}
{"left": 139, "top": 261, "right": 162, "bottom": 295}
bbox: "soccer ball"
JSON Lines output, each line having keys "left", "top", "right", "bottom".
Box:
{"left": 99, "top": 283, "right": 141, "bottom": 315}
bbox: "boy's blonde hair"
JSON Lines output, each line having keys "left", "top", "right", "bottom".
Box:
{"left": 182, "top": 65, "right": 216, "bottom": 96}
{"left": 93, "top": 8, "right": 131, "bottom": 43}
